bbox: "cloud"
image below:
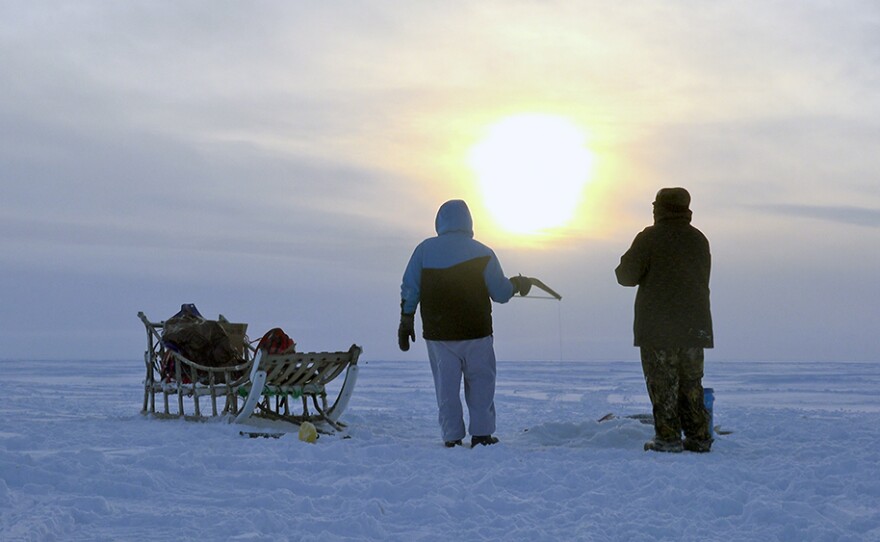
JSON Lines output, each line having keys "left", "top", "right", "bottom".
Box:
{"left": 757, "top": 204, "right": 880, "bottom": 229}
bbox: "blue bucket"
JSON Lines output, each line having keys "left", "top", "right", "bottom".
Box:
{"left": 704, "top": 387, "right": 715, "bottom": 437}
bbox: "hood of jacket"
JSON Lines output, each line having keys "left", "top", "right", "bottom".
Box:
{"left": 653, "top": 205, "right": 693, "bottom": 224}
{"left": 435, "top": 199, "right": 474, "bottom": 237}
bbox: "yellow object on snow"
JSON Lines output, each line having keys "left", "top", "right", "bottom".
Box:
{"left": 298, "top": 421, "right": 318, "bottom": 443}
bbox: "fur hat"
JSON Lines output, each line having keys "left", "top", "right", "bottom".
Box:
{"left": 654, "top": 187, "right": 691, "bottom": 212}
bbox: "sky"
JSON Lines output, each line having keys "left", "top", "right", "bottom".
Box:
{"left": 1, "top": 1, "right": 878, "bottom": 363}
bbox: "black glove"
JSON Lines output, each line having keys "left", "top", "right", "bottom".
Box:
{"left": 398, "top": 313, "right": 415, "bottom": 351}
{"left": 510, "top": 275, "right": 532, "bottom": 296}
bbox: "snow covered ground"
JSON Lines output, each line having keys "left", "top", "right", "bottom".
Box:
{"left": 1, "top": 357, "right": 879, "bottom": 541}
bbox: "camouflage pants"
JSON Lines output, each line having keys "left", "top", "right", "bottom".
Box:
{"left": 640, "top": 347, "right": 712, "bottom": 444}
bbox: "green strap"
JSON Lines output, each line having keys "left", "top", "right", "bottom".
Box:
{"left": 238, "top": 385, "right": 324, "bottom": 398}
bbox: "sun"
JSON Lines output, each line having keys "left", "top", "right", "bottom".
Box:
{"left": 468, "top": 113, "right": 594, "bottom": 235}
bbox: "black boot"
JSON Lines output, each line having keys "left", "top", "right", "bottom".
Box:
{"left": 644, "top": 439, "right": 683, "bottom": 453}
{"left": 683, "top": 438, "right": 713, "bottom": 453}
{"left": 444, "top": 439, "right": 463, "bottom": 448}
{"left": 471, "top": 435, "right": 499, "bottom": 447}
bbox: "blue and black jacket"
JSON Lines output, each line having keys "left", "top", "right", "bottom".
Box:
{"left": 401, "top": 200, "right": 515, "bottom": 341}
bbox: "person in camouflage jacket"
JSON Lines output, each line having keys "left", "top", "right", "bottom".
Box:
{"left": 616, "top": 187, "right": 714, "bottom": 453}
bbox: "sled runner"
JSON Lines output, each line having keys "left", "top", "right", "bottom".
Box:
{"left": 138, "top": 311, "right": 361, "bottom": 430}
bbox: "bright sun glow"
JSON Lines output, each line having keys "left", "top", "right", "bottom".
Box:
{"left": 469, "top": 114, "right": 594, "bottom": 235}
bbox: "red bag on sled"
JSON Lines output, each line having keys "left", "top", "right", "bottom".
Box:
{"left": 256, "top": 328, "right": 296, "bottom": 355}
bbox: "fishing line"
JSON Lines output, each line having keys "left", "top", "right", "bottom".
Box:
{"left": 516, "top": 276, "right": 563, "bottom": 360}
{"left": 517, "top": 293, "right": 563, "bottom": 360}
{"left": 557, "top": 300, "right": 563, "bottom": 362}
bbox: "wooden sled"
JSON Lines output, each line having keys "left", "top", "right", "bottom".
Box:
{"left": 138, "top": 311, "right": 361, "bottom": 430}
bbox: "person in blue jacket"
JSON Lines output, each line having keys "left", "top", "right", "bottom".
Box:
{"left": 399, "top": 199, "right": 532, "bottom": 448}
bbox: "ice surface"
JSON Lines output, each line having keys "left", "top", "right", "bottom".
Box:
{"left": 1, "top": 359, "right": 878, "bottom": 541}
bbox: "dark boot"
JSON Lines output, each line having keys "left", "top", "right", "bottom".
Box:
{"left": 644, "top": 438, "right": 683, "bottom": 453}
{"left": 471, "top": 435, "right": 499, "bottom": 447}
{"left": 683, "top": 438, "right": 713, "bottom": 453}
{"left": 444, "top": 439, "right": 463, "bottom": 448}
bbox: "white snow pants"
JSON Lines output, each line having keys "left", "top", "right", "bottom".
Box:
{"left": 425, "top": 336, "right": 497, "bottom": 442}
